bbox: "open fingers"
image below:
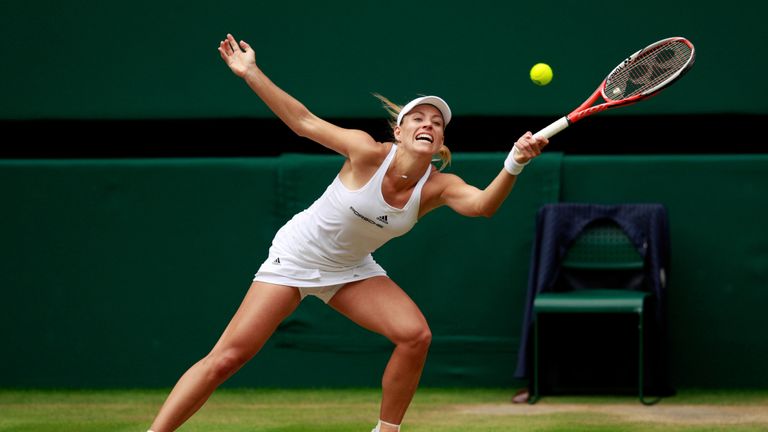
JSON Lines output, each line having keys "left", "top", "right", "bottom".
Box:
{"left": 218, "top": 45, "right": 229, "bottom": 63}
{"left": 239, "top": 39, "right": 252, "bottom": 53}
{"left": 219, "top": 39, "right": 233, "bottom": 56}
{"left": 226, "top": 33, "right": 241, "bottom": 53}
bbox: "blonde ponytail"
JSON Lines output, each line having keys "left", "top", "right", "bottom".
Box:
{"left": 372, "top": 93, "right": 400, "bottom": 129}
{"left": 435, "top": 144, "right": 452, "bottom": 172}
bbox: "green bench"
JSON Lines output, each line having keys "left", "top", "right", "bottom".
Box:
{"left": 529, "top": 222, "right": 660, "bottom": 405}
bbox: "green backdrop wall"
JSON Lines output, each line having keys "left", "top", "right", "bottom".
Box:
{"left": 1, "top": 1, "right": 765, "bottom": 119}
{"left": 1, "top": 153, "right": 767, "bottom": 389}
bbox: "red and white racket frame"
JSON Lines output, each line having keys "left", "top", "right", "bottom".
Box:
{"left": 534, "top": 36, "right": 696, "bottom": 139}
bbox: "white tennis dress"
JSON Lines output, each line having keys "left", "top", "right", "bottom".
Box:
{"left": 253, "top": 144, "right": 432, "bottom": 288}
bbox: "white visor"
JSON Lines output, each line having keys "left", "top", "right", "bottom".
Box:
{"left": 396, "top": 96, "right": 452, "bottom": 126}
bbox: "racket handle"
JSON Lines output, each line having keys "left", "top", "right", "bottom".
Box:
{"left": 534, "top": 116, "right": 569, "bottom": 139}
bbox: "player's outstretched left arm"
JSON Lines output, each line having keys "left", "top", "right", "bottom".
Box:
{"left": 427, "top": 132, "right": 548, "bottom": 218}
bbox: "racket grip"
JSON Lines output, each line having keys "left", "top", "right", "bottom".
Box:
{"left": 534, "top": 116, "right": 569, "bottom": 139}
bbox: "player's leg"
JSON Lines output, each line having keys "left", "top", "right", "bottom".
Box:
{"left": 149, "top": 281, "right": 301, "bottom": 432}
{"left": 328, "top": 276, "right": 431, "bottom": 432}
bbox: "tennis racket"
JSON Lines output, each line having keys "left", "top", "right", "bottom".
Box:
{"left": 535, "top": 36, "right": 696, "bottom": 139}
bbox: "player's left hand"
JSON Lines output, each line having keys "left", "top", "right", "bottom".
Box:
{"left": 513, "top": 132, "right": 548, "bottom": 163}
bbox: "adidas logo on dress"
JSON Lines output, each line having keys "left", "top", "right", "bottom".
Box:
{"left": 376, "top": 215, "right": 389, "bottom": 224}
{"left": 272, "top": 257, "right": 281, "bottom": 265}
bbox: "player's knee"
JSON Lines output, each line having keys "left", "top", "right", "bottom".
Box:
{"left": 205, "top": 349, "right": 250, "bottom": 382}
{"left": 399, "top": 325, "right": 432, "bottom": 353}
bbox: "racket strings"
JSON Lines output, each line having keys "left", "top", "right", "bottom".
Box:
{"left": 605, "top": 40, "right": 693, "bottom": 101}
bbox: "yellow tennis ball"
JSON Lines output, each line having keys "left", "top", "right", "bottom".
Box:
{"left": 530, "top": 63, "right": 553, "bottom": 86}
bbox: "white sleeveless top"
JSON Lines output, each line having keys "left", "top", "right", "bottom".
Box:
{"left": 254, "top": 144, "right": 432, "bottom": 287}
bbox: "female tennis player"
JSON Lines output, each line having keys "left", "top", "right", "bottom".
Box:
{"left": 147, "top": 33, "right": 548, "bottom": 432}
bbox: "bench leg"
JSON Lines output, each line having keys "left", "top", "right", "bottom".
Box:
{"left": 639, "top": 310, "right": 661, "bottom": 405}
{"left": 529, "top": 314, "right": 541, "bottom": 404}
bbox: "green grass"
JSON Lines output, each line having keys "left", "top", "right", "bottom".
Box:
{"left": 1, "top": 388, "right": 767, "bottom": 432}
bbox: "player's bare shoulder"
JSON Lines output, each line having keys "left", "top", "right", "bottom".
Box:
{"left": 340, "top": 140, "right": 392, "bottom": 188}
{"left": 349, "top": 139, "right": 391, "bottom": 166}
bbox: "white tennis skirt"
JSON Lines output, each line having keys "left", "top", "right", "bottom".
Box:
{"left": 253, "top": 252, "right": 387, "bottom": 288}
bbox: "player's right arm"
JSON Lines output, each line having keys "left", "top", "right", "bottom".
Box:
{"left": 218, "top": 34, "right": 379, "bottom": 161}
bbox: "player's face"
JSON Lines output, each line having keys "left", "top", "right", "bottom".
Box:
{"left": 395, "top": 104, "right": 445, "bottom": 154}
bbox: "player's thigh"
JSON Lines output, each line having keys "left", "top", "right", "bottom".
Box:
{"left": 210, "top": 281, "right": 301, "bottom": 357}
{"left": 329, "top": 276, "right": 430, "bottom": 344}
